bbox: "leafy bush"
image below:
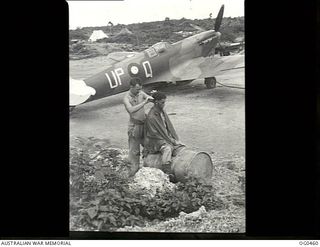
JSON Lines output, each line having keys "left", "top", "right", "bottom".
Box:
{"left": 70, "top": 137, "right": 226, "bottom": 231}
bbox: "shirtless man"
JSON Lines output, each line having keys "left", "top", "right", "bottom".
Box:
{"left": 123, "top": 78, "right": 153, "bottom": 176}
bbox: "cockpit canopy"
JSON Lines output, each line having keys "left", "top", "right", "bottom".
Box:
{"left": 151, "top": 41, "right": 172, "bottom": 53}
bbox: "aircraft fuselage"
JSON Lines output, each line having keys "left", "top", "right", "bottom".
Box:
{"left": 83, "top": 31, "right": 220, "bottom": 104}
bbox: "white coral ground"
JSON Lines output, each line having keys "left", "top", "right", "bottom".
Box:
{"left": 129, "top": 167, "right": 176, "bottom": 198}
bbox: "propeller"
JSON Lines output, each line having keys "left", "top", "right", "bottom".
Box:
{"left": 214, "top": 4, "right": 224, "bottom": 32}
{"left": 179, "top": 5, "right": 224, "bottom": 34}
{"left": 179, "top": 4, "right": 225, "bottom": 56}
{"left": 214, "top": 5, "right": 224, "bottom": 55}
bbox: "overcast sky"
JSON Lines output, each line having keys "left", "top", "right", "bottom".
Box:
{"left": 68, "top": 0, "right": 244, "bottom": 30}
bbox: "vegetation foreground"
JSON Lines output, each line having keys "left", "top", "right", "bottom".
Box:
{"left": 70, "top": 137, "right": 245, "bottom": 232}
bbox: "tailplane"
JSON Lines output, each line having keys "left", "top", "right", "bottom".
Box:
{"left": 70, "top": 77, "right": 96, "bottom": 106}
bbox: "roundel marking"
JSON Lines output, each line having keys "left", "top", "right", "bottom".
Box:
{"left": 130, "top": 66, "right": 139, "bottom": 75}
{"left": 128, "top": 63, "right": 143, "bottom": 77}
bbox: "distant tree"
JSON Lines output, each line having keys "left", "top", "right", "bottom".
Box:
{"left": 107, "top": 21, "right": 114, "bottom": 34}
{"left": 164, "top": 17, "right": 173, "bottom": 26}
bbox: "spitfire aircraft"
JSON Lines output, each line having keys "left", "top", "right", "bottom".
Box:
{"left": 70, "top": 5, "right": 244, "bottom": 109}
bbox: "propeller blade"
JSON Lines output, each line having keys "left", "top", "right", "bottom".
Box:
{"left": 214, "top": 4, "right": 224, "bottom": 31}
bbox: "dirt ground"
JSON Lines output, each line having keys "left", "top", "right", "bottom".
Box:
{"left": 70, "top": 57, "right": 245, "bottom": 158}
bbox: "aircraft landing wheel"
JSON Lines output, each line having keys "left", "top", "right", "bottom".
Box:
{"left": 204, "top": 77, "right": 217, "bottom": 89}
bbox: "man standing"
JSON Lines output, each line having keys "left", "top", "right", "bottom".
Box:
{"left": 123, "top": 78, "right": 153, "bottom": 176}
{"left": 144, "top": 91, "right": 185, "bottom": 176}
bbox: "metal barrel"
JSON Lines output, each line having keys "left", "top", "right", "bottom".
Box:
{"left": 172, "top": 148, "right": 213, "bottom": 182}
{"left": 143, "top": 147, "right": 213, "bottom": 183}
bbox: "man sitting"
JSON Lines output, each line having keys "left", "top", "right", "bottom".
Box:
{"left": 143, "top": 91, "right": 185, "bottom": 178}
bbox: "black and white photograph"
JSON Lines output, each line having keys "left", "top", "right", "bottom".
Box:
{"left": 69, "top": 0, "right": 245, "bottom": 233}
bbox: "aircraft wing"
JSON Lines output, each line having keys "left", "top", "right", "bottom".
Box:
{"left": 146, "top": 54, "right": 244, "bottom": 83}
{"left": 199, "top": 54, "right": 245, "bottom": 78}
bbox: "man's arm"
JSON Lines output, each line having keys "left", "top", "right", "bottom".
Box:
{"left": 140, "top": 90, "right": 150, "bottom": 100}
{"left": 123, "top": 94, "right": 153, "bottom": 114}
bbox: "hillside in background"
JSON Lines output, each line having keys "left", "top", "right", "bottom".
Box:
{"left": 69, "top": 17, "right": 244, "bottom": 60}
